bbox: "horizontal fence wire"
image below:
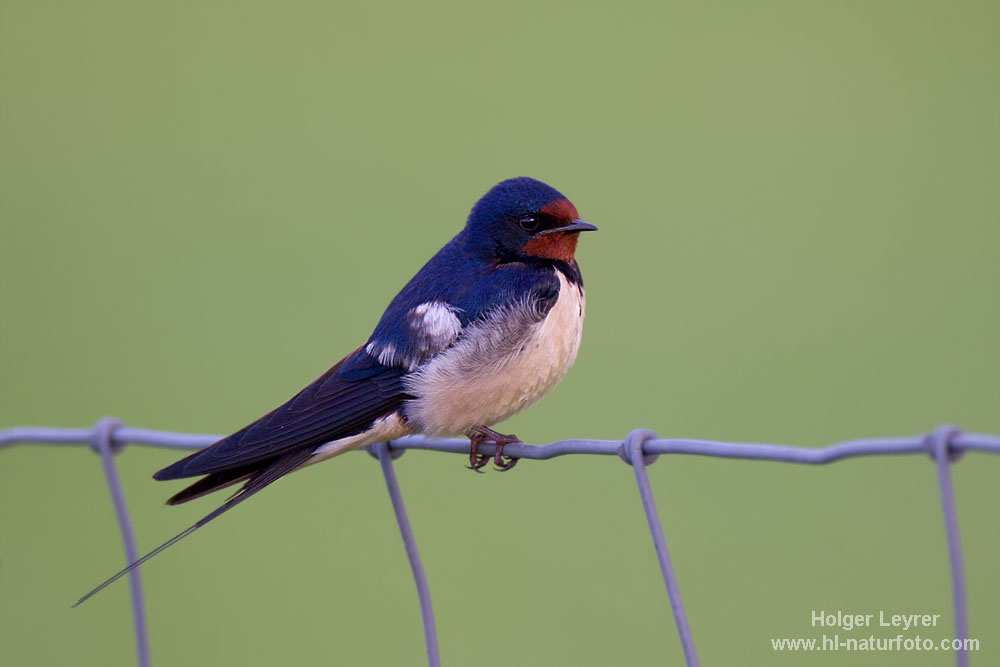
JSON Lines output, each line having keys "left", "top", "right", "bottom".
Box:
{"left": 3, "top": 421, "right": 999, "bottom": 667}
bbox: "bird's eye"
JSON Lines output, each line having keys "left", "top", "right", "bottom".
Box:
{"left": 518, "top": 216, "right": 538, "bottom": 232}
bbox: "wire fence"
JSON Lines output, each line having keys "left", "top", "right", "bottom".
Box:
{"left": 3, "top": 420, "right": 998, "bottom": 667}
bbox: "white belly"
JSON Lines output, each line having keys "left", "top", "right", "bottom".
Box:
{"left": 403, "top": 269, "right": 585, "bottom": 436}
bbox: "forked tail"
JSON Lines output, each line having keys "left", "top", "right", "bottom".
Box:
{"left": 73, "top": 447, "right": 314, "bottom": 607}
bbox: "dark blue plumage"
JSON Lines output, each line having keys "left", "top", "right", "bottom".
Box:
{"left": 75, "top": 176, "right": 596, "bottom": 606}
{"left": 463, "top": 177, "right": 571, "bottom": 257}
{"left": 156, "top": 177, "right": 575, "bottom": 479}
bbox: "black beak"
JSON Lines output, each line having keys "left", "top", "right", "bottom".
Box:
{"left": 539, "top": 219, "right": 598, "bottom": 235}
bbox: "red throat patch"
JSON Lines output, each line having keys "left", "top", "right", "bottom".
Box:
{"left": 522, "top": 198, "right": 583, "bottom": 261}
{"left": 522, "top": 230, "right": 581, "bottom": 261}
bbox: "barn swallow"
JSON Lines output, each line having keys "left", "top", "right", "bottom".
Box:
{"left": 75, "top": 176, "right": 595, "bottom": 605}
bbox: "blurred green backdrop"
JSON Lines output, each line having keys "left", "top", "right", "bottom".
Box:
{"left": 2, "top": 1, "right": 998, "bottom": 665}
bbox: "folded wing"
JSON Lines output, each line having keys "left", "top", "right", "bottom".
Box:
{"left": 154, "top": 347, "right": 408, "bottom": 484}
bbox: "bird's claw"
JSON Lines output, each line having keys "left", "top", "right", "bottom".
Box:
{"left": 493, "top": 447, "right": 518, "bottom": 471}
{"left": 467, "top": 426, "right": 521, "bottom": 473}
{"left": 466, "top": 451, "right": 491, "bottom": 472}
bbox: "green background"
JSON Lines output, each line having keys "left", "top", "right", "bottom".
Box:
{"left": 2, "top": 2, "right": 998, "bottom": 665}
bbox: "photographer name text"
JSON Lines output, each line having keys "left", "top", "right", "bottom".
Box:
{"left": 812, "top": 610, "right": 941, "bottom": 632}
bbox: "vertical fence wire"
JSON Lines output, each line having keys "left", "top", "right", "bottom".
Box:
{"left": 621, "top": 429, "right": 699, "bottom": 666}
{"left": 89, "top": 418, "right": 150, "bottom": 667}
{"left": 927, "top": 425, "right": 969, "bottom": 667}
{"left": 371, "top": 441, "right": 441, "bottom": 667}
{"left": 3, "top": 421, "right": 997, "bottom": 666}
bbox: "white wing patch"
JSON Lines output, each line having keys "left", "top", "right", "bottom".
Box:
{"left": 409, "top": 301, "right": 462, "bottom": 343}
{"left": 365, "top": 301, "right": 463, "bottom": 371}
{"left": 404, "top": 301, "right": 463, "bottom": 369}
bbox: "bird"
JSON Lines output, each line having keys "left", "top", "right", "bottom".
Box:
{"left": 75, "top": 176, "right": 596, "bottom": 605}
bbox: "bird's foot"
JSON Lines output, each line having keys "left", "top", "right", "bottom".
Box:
{"left": 467, "top": 426, "right": 522, "bottom": 472}
{"left": 466, "top": 433, "right": 491, "bottom": 473}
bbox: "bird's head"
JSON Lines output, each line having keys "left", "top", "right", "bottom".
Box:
{"left": 463, "top": 177, "right": 597, "bottom": 263}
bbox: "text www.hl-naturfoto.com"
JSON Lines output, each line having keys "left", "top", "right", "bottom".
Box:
{"left": 771, "top": 635, "right": 980, "bottom": 652}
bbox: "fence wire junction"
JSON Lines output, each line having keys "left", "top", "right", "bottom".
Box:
{"left": 3, "top": 421, "right": 998, "bottom": 667}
